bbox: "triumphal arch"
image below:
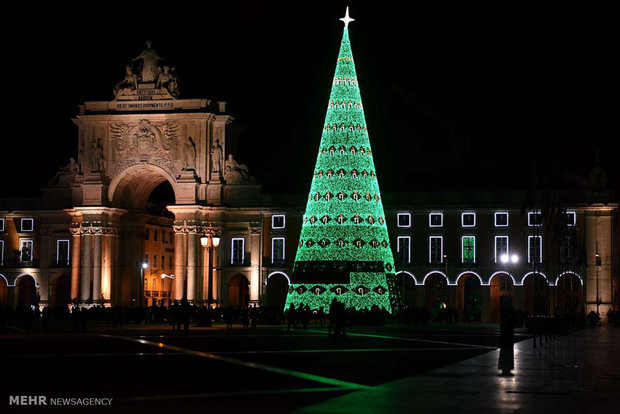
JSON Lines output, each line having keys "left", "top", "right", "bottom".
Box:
{"left": 45, "top": 42, "right": 263, "bottom": 306}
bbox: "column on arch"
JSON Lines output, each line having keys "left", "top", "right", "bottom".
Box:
{"left": 186, "top": 230, "right": 198, "bottom": 303}
{"left": 70, "top": 228, "right": 82, "bottom": 301}
{"left": 80, "top": 229, "right": 93, "bottom": 302}
{"left": 101, "top": 228, "right": 115, "bottom": 303}
{"left": 173, "top": 226, "right": 186, "bottom": 301}
{"left": 92, "top": 228, "right": 103, "bottom": 303}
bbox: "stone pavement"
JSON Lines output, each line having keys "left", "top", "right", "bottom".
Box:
{"left": 293, "top": 327, "right": 620, "bottom": 413}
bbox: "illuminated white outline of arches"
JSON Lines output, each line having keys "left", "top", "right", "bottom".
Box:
{"left": 455, "top": 271, "right": 488, "bottom": 286}
{"left": 519, "top": 271, "right": 548, "bottom": 287}
{"left": 10, "top": 273, "right": 39, "bottom": 287}
{"left": 488, "top": 271, "right": 517, "bottom": 286}
{"left": 422, "top": 271, "right": 451, "bottom": 286}
{"left": 266, "top": 271, "right": 291, "bottom": 285}
{"left": 554, "top": 271, "right": 583, "bottom": 286}
{"left": 395, "top": 270, "right": 419, "bottom": 285}
{"left": 0, "top": 273, "right": 9, "bottom": 286}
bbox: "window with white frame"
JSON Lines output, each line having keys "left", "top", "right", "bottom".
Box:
{"left": 429, "top": 236, "right": 443, "bottom": 264}
{"left": 397, "top": 213, "right": 411, "bottom": 228}
{"left": 56, "top": 239, "right": 70, "bottom": 266}
{"left": 495, "top": 236, "right": 509, "bottom": 263}
{"left": 20, "top": 239, "right": 33, "bottom": 262}
{"left": 528, "top": 235, "right": 542, "bottom": 263}
{"left": 461, "top": 236, "right": 475, "bottom": 264}
{"left": 0, "top": 218, "right": 4, "bottom": 232}
{"left": 429, "top": 213, "right": 443, "bottom": 228}
{"left": 272, "top": 215, "right": 286, "bottom": 229}
{"left": 272, "top": 237, "right": 285, "bottom": 263}
{"left": 528, "top": 211, "right": 543, "bottom": 227}
{"left": 494, "top": 212, "right": 509, "bottom": 227}
{"left": 21, "top": 218, "right": 34, "bottom": 232}
{"left": 0, "top": 240, "right": 4, "bottom": 265}
{"left": 397, "top": 236, "right": 411, "bottom": 263}
{"left": 461, "top": 212, "right": 476, "bottom": 227}
{"left": 563, "top": 211, "right": 576, "bottom": 227}
{"left": 231, "top": 238, "right": 245, "bottom": 265}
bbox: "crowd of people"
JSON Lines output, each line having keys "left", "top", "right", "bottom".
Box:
{"left": 0, "top": 299, "right": 613, "bottom": 334}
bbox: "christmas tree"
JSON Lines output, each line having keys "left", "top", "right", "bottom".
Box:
{"left": 285, "top": 8, "right": 399, "bottom": 314}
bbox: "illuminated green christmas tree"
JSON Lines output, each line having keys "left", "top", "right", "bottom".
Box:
{"left": 285, "top": 8, "right": 399, "bottom": 314}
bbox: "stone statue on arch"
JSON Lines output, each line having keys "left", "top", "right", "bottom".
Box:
{"left": 156, "top": 65, "right": 180, "bottom": 97}
{"left": 113, "top": 65, "right": 138, "bottom": 98}
{"left": 183, "top": 136, "right": 197, "bottom": 171}
{"left": 210, "top": 139, "right": 223, "bottom": 176}
{"left": 90, "top": 138, "right": 105, "bottom": 173}
{"left": 132, "top": 40, "right": 164, "bottom": 83}
{"left": 48, "top": 157, "right": 80, "bottom": 186}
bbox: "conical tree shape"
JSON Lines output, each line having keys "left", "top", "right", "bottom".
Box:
{"left": 285, "top": 15, "right": 398, "bottom": 314}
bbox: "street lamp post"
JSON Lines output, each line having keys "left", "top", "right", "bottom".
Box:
{"left": 200, "top": 233, "right": 221, "bottom": 310}
{"left": 140, "top": 261, "right": 148, "bottom": 308}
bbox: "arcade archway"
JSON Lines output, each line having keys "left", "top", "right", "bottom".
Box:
{"left": 456, "top": 273, "right": 482, "bottom": 322}
{"left": 523, "top": 273, "right": 549, "bottom": 316}
{"left": 265, "top": 272, "right": 289, "bottom": 310}
{"left": 490, "top": 273, "right": 514, "bottom": 323}
{"left": 556, "top": 273, "right": 583, "bottom": 321}
{"left": 16, "top": 275, "right": 37, "bottom": 307}
{"left": 423, "top": 273, "right": 449, "bottom": 318}
{"left": 395, "top": 271, "right": 417, "bottom": 308}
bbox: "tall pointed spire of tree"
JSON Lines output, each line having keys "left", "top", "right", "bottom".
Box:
{"left": 285, "top": 8, "right": 399, "bottom": 313}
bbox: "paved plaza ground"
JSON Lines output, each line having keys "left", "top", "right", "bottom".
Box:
{"left": 1, "top": 321, "right": 617, "bottom": 413}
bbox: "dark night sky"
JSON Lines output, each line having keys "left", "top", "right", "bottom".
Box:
{"left": 1, "top": 2, "right": 619, "bottom": 199}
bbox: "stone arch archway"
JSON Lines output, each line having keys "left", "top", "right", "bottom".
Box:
{"left": 103, "top": 163, "right": 180, "bottom": 306}
{"left": 109, "top": 163, "right": 179, "bottom": 210}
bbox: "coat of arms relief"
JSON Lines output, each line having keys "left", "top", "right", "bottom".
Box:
{"left": 109, "top": 119, "right": 185, "bottom": 179}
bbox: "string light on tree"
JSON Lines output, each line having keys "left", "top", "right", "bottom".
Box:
{"left": 285, "top": 8, "right": 399, "bottom": 314}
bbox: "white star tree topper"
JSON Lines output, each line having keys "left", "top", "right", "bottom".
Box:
{"left": 339, "top": 7, "right": 355, "bottom": 28}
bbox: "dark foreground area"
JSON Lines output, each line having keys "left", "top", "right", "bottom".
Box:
{"left": 0, "top": 321, "right": 530, "bottom": 413}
